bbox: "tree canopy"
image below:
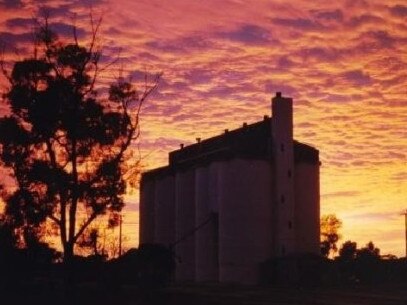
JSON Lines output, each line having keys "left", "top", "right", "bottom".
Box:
{"left": 320, "top": 214, "right": 342, "bottom": 258}
{"left": 338, "top": 240, "right": 357, "bottom": 262}
{"left": 0, "top": 17, "right": 158, "bottom": 261}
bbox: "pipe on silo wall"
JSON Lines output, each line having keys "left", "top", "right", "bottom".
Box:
{"left": 195, "top": 164, "right": 219, "bottom": 282}
{"left": 139, "top": 177, "right": 156, "bottom": 245}
{"left": 175, "top": 169, "right": 196, "bottom": 281}
{"left": 208, "top": 162, "right": 220, "bottom": 214}
{"left": 154, "top": 174, "right": 175, "bottom": 247}
{"left": 294, "top": 162, "right": 320, "bottom": 254}
{"left": 219, "top": 158, "right": 272, "bottom": 284}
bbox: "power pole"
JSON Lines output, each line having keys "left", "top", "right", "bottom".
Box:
{"left": 403, "top": 210, "right": 407, "bottom": 259}
{"left": 119, "top": 213, "right": 123, "bottom": 257}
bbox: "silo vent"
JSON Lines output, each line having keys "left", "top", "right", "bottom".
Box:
{"left": 243, "top": 122, "right": 248, "bottom": 128}
{"left": 196, "top": 137, "right": 201, "bottom": 143}
{"left": 276, "top": 92, "right": 282, "bottom": 98}
{"left": 263, "top": 115, "right": 269, "bottom": 120}
{"left": 180, "top": 143, "right": 184, "bottom": 149}
{"left": 224, "top": 129, "right": 229, "bottom": 133}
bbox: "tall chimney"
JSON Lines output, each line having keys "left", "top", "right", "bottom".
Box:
{"left": 272, "top": 92, "right": 293, "bottom": 140}
{"left": 271, "top": 92, "right": 296, "bottom": 256}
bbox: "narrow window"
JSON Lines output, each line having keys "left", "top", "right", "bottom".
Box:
{"left": 288, "top": 221, "right": 292, "bottom": 229}
{"left": 280, "top": 143, "right": 285, "bottom": 152}
{"left": 288, "top": 170, "right": 292, "bottom": 178}
{"left": 281, "top": 195, "right": 285, "bottom": 203}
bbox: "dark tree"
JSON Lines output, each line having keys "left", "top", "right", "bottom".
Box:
{"left": 320, "top": 214, "right": 342, "bottom": 258}
{"left": 78, "top": 227, "right": 102, "bottom": 257}
{"left": 336, "top": 240, "right": 358, "bottom": 283}
{"left": 356, "top": 241, "right": 380, "bottom": 260}
{"left": 0, "top": 216, "right": 18, "bottom": 258}
{"left": 0, "top": 17, "right": 158, "bottom": 261}
{"left": 338, "top": 240, "right": 357, "bottom": 262}
{"left": 0, "top": 217, "right": 19, "bottom": 293}
{"left": 355, "top": 241, "right": 381, "bottom": 283}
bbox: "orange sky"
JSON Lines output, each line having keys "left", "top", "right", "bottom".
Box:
{"left": 0, "top": 0, "right": 406, "bottom": 257}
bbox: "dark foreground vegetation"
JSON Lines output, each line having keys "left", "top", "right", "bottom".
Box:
{"left": 261, "top": 253, "right": 407, "bottom": 286}
{"left": 0, "top": 243, "right": 175, "bottom": 305}
{"left": 0, "top": 241, "right": 406, "bottom": 305}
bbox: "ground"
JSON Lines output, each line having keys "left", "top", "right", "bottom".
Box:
{"left": 154, "top": 283, "right": 407, "bottom": 305}
{"left": 3, "top": 282, "right": 407, "bottom": 305}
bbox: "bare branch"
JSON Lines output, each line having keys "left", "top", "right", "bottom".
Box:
{"left": 132, "top": 72, "right": 161, "bottom": 131}
{"left": 72, "top": 15, "right": 79, "bottom": 46}
{"left": 81, "top": 12, "right": 103, "bottom": 97}
{"left": 98, "top": 50, "right": 122, "bottom": 73}
{"left": 88, "top": 10, "right": 103, "bottom": 55}
{"left": 0, "top": 43, "right": 12, "bottom": 84}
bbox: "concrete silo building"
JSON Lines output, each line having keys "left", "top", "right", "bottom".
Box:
{"left": 139, "top": 93, "right": 320, "bottom": 284}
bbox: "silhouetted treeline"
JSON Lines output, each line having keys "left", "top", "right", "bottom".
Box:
{"left": 1, "top": 230, "right": 405, "bottom": 305}
{"left": 261, "top": 241, "right": 407, "bottom": 286}
{"left": 326, "top": 241, "right": 407, "bottom": 285}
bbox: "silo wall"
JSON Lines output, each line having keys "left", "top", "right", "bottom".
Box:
{"left": 218, "top": 158, "right": 272, "bottom": 284}
{"left": 294, "top": 162, "right": 320, "bottom": 254}
{"left": 139, "top": 177, "right": 156, "bottom": 245}
{"left": 154, "top": 174, "right": 175, "bottom": 247}
{"left": 175, "top": 169, "right": 196, "bottom": 281}
{"left": 195, "top": 163, "right": 220, "bottom": 282}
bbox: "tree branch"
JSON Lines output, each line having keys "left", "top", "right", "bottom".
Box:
{"left": 73, "top": 212, "right": 98, "bottom": 243}
{"left": 0, "top": 43, "right": 12, "bottom": 84}
{"left": 47, "top": 213, "right": 61, "bottom": 226}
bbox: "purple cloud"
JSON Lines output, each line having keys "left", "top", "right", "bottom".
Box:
{"left": 341, "top": 70, "right": 372, "bottom": 86}
{"left": 0, "top": 0, "right": 23, "bottom": 8}
{"left": 356, "top": 31, "right": 397, "bottom": 52}
{"left": 37, "top": 5, "right": 75, "bottom": 18}
{"left": 368, "top": 31, "right": 397, "bottom": 47}
{"left": 272, "top": 17, "right": 323, "bottom": 31}
{"left": 348, "top": 14, "right": 383, "bottom": 27}
{"left": 137, "top": 52, "right": 159, "bottom": 61}
{"left": 203, "top": 85, "right": 238, "bottom": 98}
{"left": 0, "top": 32, "right": 33, "bottom": 49}
{"left": 389, "top": 5, "right": 407, "bottom": 17}
{"left": 299, "top": 47, "right": 342, "bottom": 62}
{"left": 49, "top": 22, "right": 86, "bottom": 39}
{"left": 217, "top": 24, "right": 273, "bottom": 45}
{"left": 325, "top": 94, "right": 352, "bottom": 103}
{"left": 5, "top": 18, "right": 87, "bottom": 42}
{"left": 183, "top": 68, "right": 214, "bottom": 84}
{"left": 312, "top": 9, "right": 343, "bottom": 22}
{"left": 5, "top": 17, "right": 34, "bottom": 28}
{"left": 265, "top": 81, "right": 297, "bottom": 97}
{"left": 146, "top": 35, "right": 210, "bottom": 53}
{"left": 276, "top": 56, "right": 295, "bottom": 69}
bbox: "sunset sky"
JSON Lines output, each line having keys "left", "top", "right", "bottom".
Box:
{"left": 0, "top": 0, "right": 406, "bottom": 257}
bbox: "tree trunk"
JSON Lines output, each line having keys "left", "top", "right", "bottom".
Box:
{"left": 64, "top": 242, "right": 74, "bottom": 263}
{"left": 63, "top": 241, "right": 76, "bottom": 302}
